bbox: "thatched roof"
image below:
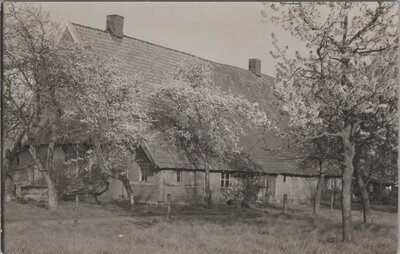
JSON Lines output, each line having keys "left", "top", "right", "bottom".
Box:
{"left": 60, "top": 22, "right": 340, "bottom": 177}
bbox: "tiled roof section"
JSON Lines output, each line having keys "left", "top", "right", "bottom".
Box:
{"left": 71, "top": 23, "right": 279, "bottom": 111}
{"left": 143, "top": 138, "right": 231, "bottom": 172}
{"left": 69, "top": 23, "right": 328, "bottom": 177}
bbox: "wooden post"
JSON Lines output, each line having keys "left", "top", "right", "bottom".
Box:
{"left": 166, "top": 194, "right": 171, "bottom": 220}
{"left": 283, "top": 194, "right": 288, "bottom": 215}
{"left": 74, "top": 194, "right": 79, "bottom": 225}
{"left": 265, "top": 177, "right": 269, "bottom": 206}
{"left": 74, "top": 149, "right": 79, "bottom": 225}
{"left": 330, "top": 190, "right": 334, "bottom": 212}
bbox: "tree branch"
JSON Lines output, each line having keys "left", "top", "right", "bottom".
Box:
{"left": 348, "top": 4, "right": 383, "bottom": 45}
{"left": 305, "top": 132, "right": 343, "bottom": 140}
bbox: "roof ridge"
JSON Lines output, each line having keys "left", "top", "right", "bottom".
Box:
{"left": 71, "top": 22, "right": 274, "bottom": 79}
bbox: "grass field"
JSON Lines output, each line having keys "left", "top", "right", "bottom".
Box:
{"left": 4, "top": 200, "right": 397, "bottom": 254}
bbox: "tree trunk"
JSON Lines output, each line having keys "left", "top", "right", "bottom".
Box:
{"left": 341, "top": 124, "right": 356, "bottom": 242}
{"left": 5, "top": 174, "right": 14, "bottom": 202}
{"left": 119, "top": 173, "right": 135, "bottom": 207}
{"left": 204, "top": 160, "right": 212, "bottom": 208}
{"left": 314, "top": 161, "right": 326, "bottom": 216}
{"left": 43, "top": 171, "right": 58, "bottom": 210}
{"left": 4, "top": 155, "right": 14, "bottom": 202}
{"left": 4, "top": 133, "right": 26, "bottom": 202}
{"left": 28, "top": 139, "right": 58, "bottom": 210}
{"left": 356, "top": 170, "right": 372, "bottom": 224}
{"left": 93, "top": 137, "right": 134, "bottom": 207}
{"left": 44, "top": 136, "right": 58, "bottom": 210}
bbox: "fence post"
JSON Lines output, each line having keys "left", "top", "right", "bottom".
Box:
{"left": 74, "top": 194, "right": 79, "bottom": 225}
{"left": 330, "top": 190, "right": 334, "bottom": 212}
{"left": 283, "top": 194, "right": 288, "bottom": 215}
{"left": 74, "top": 150, "right": 79, "bottom": 225}
{"left": 166, "top": 194, "right": 171, "bottom": 221}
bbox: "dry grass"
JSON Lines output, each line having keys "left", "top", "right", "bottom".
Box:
{"left": 4, "top": 201, "right": 397, "bottom": 254}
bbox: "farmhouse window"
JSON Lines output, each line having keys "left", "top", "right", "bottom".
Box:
{"left": 177, "top": 170, "right": 182, "bottom": 182}
{"left": 221, "top": 172, "right": 230, "bottom": 187}
{"left": 283, "top": 175, "right": 287, "bottom": 182}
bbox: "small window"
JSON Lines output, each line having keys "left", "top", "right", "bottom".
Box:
{"left": 221, "top": 172, "right": 230, "bottom": 187}
{"left": 283, "top": 175, "right": 286, "bottom": 182}
{"left": 177, "top": 170, "right": 182, "bottom": 183}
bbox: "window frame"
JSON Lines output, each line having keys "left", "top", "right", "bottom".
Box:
{"left": 221, "top": 172, "right": 230, "bottom": 187}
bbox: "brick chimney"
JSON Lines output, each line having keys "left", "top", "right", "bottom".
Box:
{"left": 106, "top": 14, "right": 124, "bottom": 38}
{"left": 248, "top": 58, "right": 261, "bottom": 77}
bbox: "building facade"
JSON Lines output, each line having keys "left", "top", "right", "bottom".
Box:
{"left": 9, "top": 14, "right": 342, "bottom": 206}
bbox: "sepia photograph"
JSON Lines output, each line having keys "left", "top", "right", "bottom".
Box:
{"left": 2, "top": 1, "right": 398, "bottom": 253}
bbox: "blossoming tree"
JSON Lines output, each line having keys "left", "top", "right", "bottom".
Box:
{"left": 263, "top": 2, "right": 397, "bottom": 241}
{"left": 4, "top": 3, "right": 149, "bottom": 209}
{"left": 150, "top": 59, "right": 269, "bottom": 208}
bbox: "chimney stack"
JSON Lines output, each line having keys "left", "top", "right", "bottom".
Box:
{"left": 106, "top": 15, "right": 124, "bottom": 38}
{"left": 248, "top": 58, "right": 261, "bottom": 77}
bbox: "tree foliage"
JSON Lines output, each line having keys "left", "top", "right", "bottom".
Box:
{"left": 264, "top": 2, "right": 397, "bottom": 138}
{"left": 150, "top": 59, "right": 270, "bottom": 206}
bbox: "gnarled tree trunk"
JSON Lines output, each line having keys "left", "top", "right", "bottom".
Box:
{"left": 119, "top": 173, "right": 135, "bottom": 207}
{"left": 93, "top": 137, "right": 135, "bottom": 207}
{"left": 314, "top": 161, "right": 326, "bottom": 216}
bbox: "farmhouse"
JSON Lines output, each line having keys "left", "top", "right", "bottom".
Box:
{"left": 10, "top": 15, "right": 342, "bottom": 205}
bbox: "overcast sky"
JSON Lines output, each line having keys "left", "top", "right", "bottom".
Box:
{"left": 38, "top": 2, "right": 309, "bottom": 77}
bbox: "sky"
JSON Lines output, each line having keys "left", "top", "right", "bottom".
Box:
{"left": 38, "top": 2, "right": 305, "bottom": 77}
